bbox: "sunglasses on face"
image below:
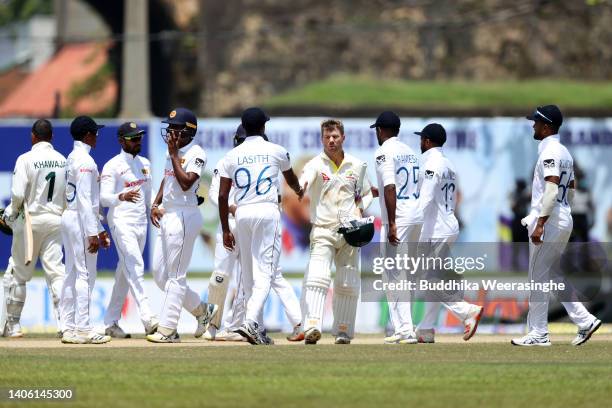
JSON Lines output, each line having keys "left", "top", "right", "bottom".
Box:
{"left": 123, "top": 136, "right": 143, "bottom": 142}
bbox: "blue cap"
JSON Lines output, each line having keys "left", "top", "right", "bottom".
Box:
{"left": 70, "top": 116, "right": 104, "bottom": 139}
{"left": 162, "top": 107, "right": 197, "bottom": 130}
{"left": 526, "top": 105, "right": 563, "bottom": 129}
{"left": 370, "top": 111, "right": 401, "bottom": 129}
{"left": 415, "top": 123, "right": 446, "bottom": 145}
{"left": 241, "top": 107, "right": 270, "bottom": 132}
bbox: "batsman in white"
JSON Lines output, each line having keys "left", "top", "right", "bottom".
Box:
{"left": 206, "top": 124, "right": 303, "bottom": 342}
{"left": 100, "top": 122, "right": 159, "bottom": 338}
{"left": 371, "top": 112, "right": 423, "bottom": 344}
{"left": 147, "top": 108, "right": 217, "bottom": 343}
{"left": 299, "top": 119, "right": 375, "bottom": 345}
{"left": 60, "top": 116, "right": 112, "bottom": 344}
{"left": 413, "top": 123, "right": 483, "bottom": 343}
{"left": 511, "top": 105, "right": 601, "bottom": 347}
{"left": 219, "top": 107, "right": 304, "bottom": 345}
{"left": 0, "top": 119, "right": 66, "bottom": 338}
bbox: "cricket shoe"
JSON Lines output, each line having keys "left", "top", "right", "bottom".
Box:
{"left": 235, "top": 321, "right": 265, "bottom": 345}
{"left": 74, "top": 332, "right": 111, "bottom": 344}
{"left": 384, "top": 331, "right": 418, "bottom": 344}
{"left": 572, "top": 319, "right": 602, "bottom": 346}
{"left": 304, "top": 327, "right": 321, "bottom": 345}
{"left": 61, "top": 331, "right": 86, "bottom": 344}
{"left": 416, "top": 328, "right": 435, "bottom": 343}
{"left": 2, "top": 321, "right": 23, "bottom": 338}
{"left": 195, "top": 303, "right": 219, "bottom": 338}
{"left": 287, "top": 323, "right": 305, "bottom": 342}
{"left": 143, "top": 317, "right": 159, "bottom": 335}
{"left": 146, "top": 331, "right": 181, "bottom": 343}
{"left": 203, "top": 326, "right": 217, "bottom": 340}
{"left": 260, "top": 329, "right": 275, "bottom": 345}
{"left": 511, "top": 333, "right": 551, "bottom": 347}
{"left": 215, "top": 329, "right": 246, "bottom": 342}
{"left": 463, "top": 305, "right": 484, "bottom": 341}
{"left": 105, "top": 322, "right": 131, "bottom": 338}
{"left": 334, "top": 332, "right": 351, "bottom": 344}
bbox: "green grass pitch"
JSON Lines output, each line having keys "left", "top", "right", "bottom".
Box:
{"left": 1, "top": 334, "right": 611, "bottom": 408}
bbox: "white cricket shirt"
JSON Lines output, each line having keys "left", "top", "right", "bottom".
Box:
{"left": 219, "top": 136, "right": 290, "bottom": 207}
{"left": 418, "top": 147, "right": 459, "bottom": 239}
{"left": 5, "top": 141, "right": 66, "bottom": 220}
{"left": 100, "top": 149, "right": 152, "bottom": 226}
{"left": 162, "top": 141, "right": 206, "bottom": 209}
{"left": 300, "top": 151, "right": 374, "bottom": 228}
{"left": 530, "top": 134, "right": 573, "bottom": 229}
{"left": 65, "top": 141, "right": 104, "bottom": 237}
{"left": 374, "top": 137, "right": 423, "bottom": 226}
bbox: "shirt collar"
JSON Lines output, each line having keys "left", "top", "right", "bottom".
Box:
{"left": 74, "top": 140, "right": 91, "bottom": 154}
{"left": 32, "top": 141, "right": 52, "bottom": 151}
{"left": 381, "top": 136, "right": 398, "bottom": 148}
{"left": 538, "top": 134, "right": 560, "bottom": 155}
{"left": 178, "top": 140, "right": 196, "bottom": 154}
{"left": 422, "top": 146, "right": 442, "bottom": 161}
{"left": 245, "top": 135, "right": 264, "bottom": 141}
{"left": 320, "top": 151, "right": 353, "bottom": 173}
{"left": 121, "top": 149, "right": 137, "bottom": 161}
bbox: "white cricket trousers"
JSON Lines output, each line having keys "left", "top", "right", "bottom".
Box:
{"left": 380, "top": 223, "right": 422, "bottom": 334}
{"left": 152, "top": 207, "right": 203, "bottom": 331}
{"left": 234, "top": 203, "right": 282, "bottom": 325}
{"left": 104, "top": 222, "right": 155, "bottom": 327}
{"left": 60, "top": 210, "right": 97, "bottom": 334}
{"left": 417, "top": 234, "right": 477, "bottom": 330}
{"left": 527, "top": 223, "right": 595, "bottom": 336}
{"left": 4, "top": 213, "right": 64, "bottom": 329}
{"left": 213, "top": 219, "right": 301, "bottom": 330}
{"left": 302, "top": 226, "right": 360, "bottom": 338}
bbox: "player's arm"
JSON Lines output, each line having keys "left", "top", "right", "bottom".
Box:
{"left": 75, "top": 163, "right": 101, "bottom": 253}
{"left": 144, "top": 162, "right": 152, "bottom": 211}
{"left": 531, "top": 175, "right": 559, "bottom": 244}
{"left": 357, "top": 166, "right": 375, "bottom": 211}
{"left": 298, "top": 159, "right": 316, "bottom": 196}
{"left": 531, "top": 152, "right": 562, "bottom": 244}
{"left": 167, "top": 134, "right": 200, "bottom": 191}
{"left": 376, "top": 152, "right": 399, "bottom": 243}
{"left": 218, "top": 176, "right": 235, "bottom": 250}
{"left": 218, "top": 157, "right": 236, "bottom": 250}
{"left": 99, "top": 165, "right": 119, "bottom": 207}
{"left": 279, "top": 148, "right": 303, "bottom": 199}
{"left": 282, "top": 169, "right": 304, "bottom": 199}
{"left": 209, "top": 168, "right": 221, "bottom": 208}
{"left": 4, "top": 157, "right": 28, "bottom": 221}
{"left": 417, "top": 165, "right": 438, "bottom": 216}
{"left": 151, "top": 179, "right": 165, "bottom": 228}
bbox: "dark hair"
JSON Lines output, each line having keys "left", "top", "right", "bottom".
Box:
{"left": 32, "top": 119, "right": 52, "bottom": 140}
{"left": 243, "top": 124, "right": 263, "bottom": 136}
{"left": 389, "top": 127, "right": 400, "bottom": 136}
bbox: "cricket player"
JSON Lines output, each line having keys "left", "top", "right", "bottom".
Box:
{"left": 100, "top": 122, "right": 158, "bottom": 338}
{"left": 1, "top": 119, "right": 66, "bottom": 338}
{"left": 218, "top": 107, "right": 304, "bottom": 345}
{"left": 299, "top": 119, "right": 375, "bottom": 345}
{"left": 371, "top": 112, "right": 423, "bottom": 344}
{"left": 147, "top": 108, "right": 217, "bottom": 343}
{"left": 205, "top": 125, "right": 304, "bottom": 341}
{"left": 60, "top": 116, "right": 112, "bottom": 344}
{"left": 511, "top": 105, "right": 601, "bottom": 347}
{"left": 413, "top": 123, "right": 483, "bottom": 343}
{"left": 206, "top": 125, "right": 303, "bottom": 342}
